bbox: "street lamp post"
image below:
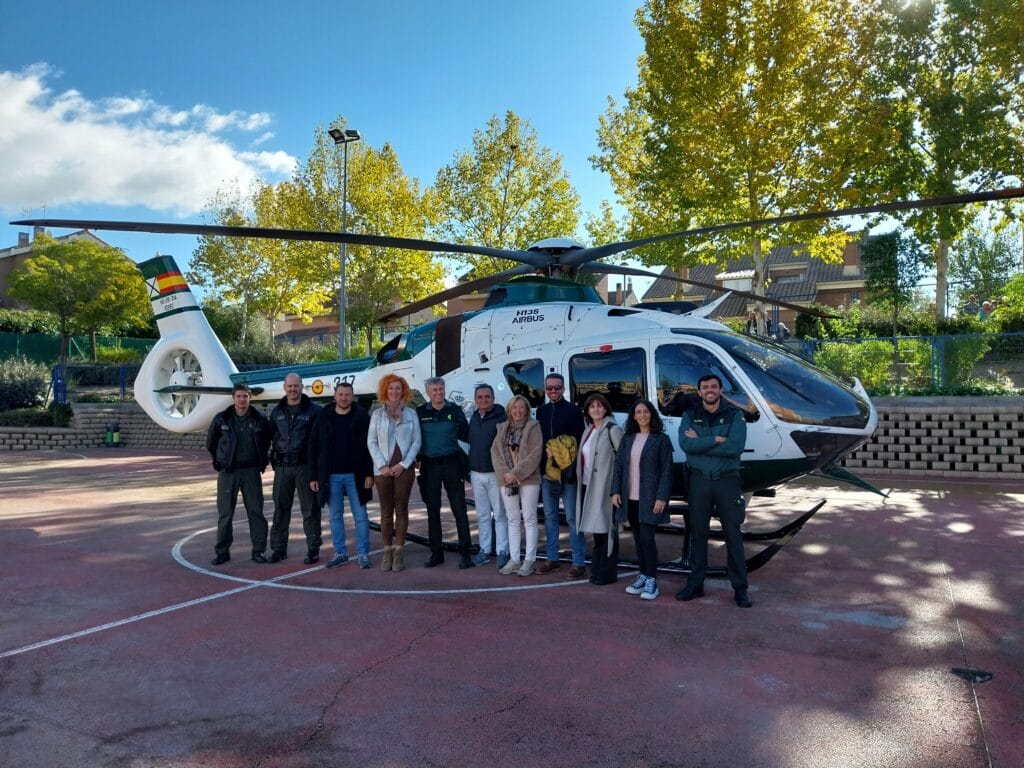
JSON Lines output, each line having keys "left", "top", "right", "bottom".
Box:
{"left": 328, "top": 126, "right": 362, "bottom": 359}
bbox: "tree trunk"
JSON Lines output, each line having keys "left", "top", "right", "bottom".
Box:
{"left": 674, "top": 264, "right": 688, "bottom": 301}
{"left": 240, "top": 296, "right": 249, "bottom": 345}
{"left": 752, "top": 233, "right": 767, "bottom": 335}
{"left": 935, "top": 239, "right": 948, "bottom": 321}
{"left": 892, "top": 311, "right": 901, "bottom": 386}
{"left": 90, "top": 330, "right": 98, "bottom": 363}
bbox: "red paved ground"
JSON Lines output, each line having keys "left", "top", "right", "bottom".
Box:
{"left": 1, "top": 448, "right": 1021, "bottom": 767}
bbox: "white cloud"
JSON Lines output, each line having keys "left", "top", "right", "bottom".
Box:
{"left": 0, "top": 65, "right": 298, "bottom": 217}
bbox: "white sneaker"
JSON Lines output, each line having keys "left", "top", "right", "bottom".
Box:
{"left": 641, "top": 577, "right": 659, "bottom": 601}
{"left": 499, "top": 559, "right": 521, "bottom": 575}
{"left": 625, "top": 574, "right": 647, "bottom": 595}
{"left": 518, "top": 559, "right": 535, "bottom": 576}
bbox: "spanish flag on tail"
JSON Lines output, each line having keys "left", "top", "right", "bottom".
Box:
{"left": 139, "top": 255, "right": 198, "bottom": 320}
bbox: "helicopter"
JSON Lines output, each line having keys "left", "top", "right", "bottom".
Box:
{"left": 15, "top": 185, "right": 1023, "bottom": 573}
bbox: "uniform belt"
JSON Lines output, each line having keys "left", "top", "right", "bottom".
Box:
{"left": 690, "top": 468, "right": 740, "bottom": 480}
{"left": 420, "top": 453, "right": 461, "bottom": 466}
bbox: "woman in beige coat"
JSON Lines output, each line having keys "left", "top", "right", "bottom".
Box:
{"left": 490, "top": 395, "right": 543, "bottom": 576}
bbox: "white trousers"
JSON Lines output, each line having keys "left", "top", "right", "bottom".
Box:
{"left": 501, "top": 483, "right": 540, "bottom": 562}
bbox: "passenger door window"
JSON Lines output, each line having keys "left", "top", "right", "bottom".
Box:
{"left": 568, "top": 348, "right": 646, "bottom": 412}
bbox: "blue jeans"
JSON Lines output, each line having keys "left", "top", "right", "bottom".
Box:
{"left": 541, "top": 476, "right": 584, "bottom": 565}
{"left": 328, "top": 473, "right": 369, "bottom": 557}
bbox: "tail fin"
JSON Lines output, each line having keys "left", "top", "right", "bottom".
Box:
{"left": 135, "top": 256, "right": 237, "bottom": 433}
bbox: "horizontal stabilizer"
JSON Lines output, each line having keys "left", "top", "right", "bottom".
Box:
{"left": 155, "top": 385, "right": 264, "bottom": 396}
{"left": 813, "top": 464, "right": 888, "bottom": 497}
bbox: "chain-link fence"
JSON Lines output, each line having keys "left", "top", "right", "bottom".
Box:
{"left": 0, "top": 332, "right": 155, "bottom": 363}
{"left": 793, "top": 332, "right": 1024, "bottom": 390}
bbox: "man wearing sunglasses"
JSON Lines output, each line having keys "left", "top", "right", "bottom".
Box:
{"left": 535, "top": 373, "right": 586, "bottom": 579}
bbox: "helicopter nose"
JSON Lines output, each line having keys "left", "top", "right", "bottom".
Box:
{"left": 790, "top": 431, "right": 869, "bottom": 468}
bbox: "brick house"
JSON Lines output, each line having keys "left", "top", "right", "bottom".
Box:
{"left": 641, "top": 237, "right": 868, "bottom": 329}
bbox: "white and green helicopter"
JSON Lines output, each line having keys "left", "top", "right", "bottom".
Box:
{"left": 17, "top": 186, "right": 1022, "bottom": 572}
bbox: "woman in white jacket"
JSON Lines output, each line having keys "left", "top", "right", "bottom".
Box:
{"left": 367, "top": 374, "right": 421, "bottom": 571}
{"left": 575, "top": 393, "right": 623, "bottom": 585}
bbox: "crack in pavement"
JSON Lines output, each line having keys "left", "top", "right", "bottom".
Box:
{"left": 302, "top": 608, "right": 470, "bottom": 750}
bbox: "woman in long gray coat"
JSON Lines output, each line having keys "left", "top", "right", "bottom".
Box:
{"left": 575, "top": 393, "right": 623, "bottom": 585}
{"left": 611, "top": 398, "right": 674, "bottom": 601}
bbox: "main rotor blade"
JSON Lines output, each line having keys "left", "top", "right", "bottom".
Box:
{"left": 376, "top": 264, "right": 535, "bottom": 323}
{"left": 582, "top": 263, "right": 836, "bottom": 319}
{"left": 10, "top": 218, "right": 551, "bottom": 269}
{"left": 561, "top": 186, "right": 1024, "bottom": 267}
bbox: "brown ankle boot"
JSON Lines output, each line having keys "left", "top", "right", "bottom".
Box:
{"left": 381, "top": 546, "right": 393, "bottom": 571}
{"left": 392, "top": 546, "right": 405, "bottom": 572}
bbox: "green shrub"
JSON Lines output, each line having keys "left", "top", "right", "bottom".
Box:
{"left": 0, "top": 357, "right": 49, "bottom": 411}
{"left": 64, "top": 364, "right": 134, "bottom": 386}
{"left": 0, "top": 308, "right": 60, "bottom": 334}
{"left": 94, "top": 344, "right": 146, "bottom": 364}
{"left": 941, "top": 335, "right": 990, "bottom": 387}
{"left": 814, "top": 339, "right": 896, "bottom": 388}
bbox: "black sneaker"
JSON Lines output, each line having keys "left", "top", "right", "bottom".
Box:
{"left": 267, "top": 551, "right": 287, "bottom": 563}
{"left": 251, "top": 552, "right": 268, "bottom": 564}
{"left": 212, "top": 553, "right": 230, "bottom": 566}
{"left": 734, "top": 588, "right": 753, "bottom": 608}
{"left": 303, "top": 550, "right": 319, "bottom": 565}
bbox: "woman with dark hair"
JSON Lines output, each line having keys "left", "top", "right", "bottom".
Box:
{"left": 575, "top": 393, "right": 623, "bottom": 585}
{"left": 367, "top": 374, "right": 421, "bottom": 572}
{"left": 611, "top": 398, "right": 674, "bottom": 600}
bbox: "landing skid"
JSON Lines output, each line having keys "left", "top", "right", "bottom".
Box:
{"left": 368, "top": 499, "right": 827, "bottom": 577}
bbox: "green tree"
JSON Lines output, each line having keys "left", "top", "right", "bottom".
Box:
{"left": 344, "top": 143, "right": 444, "bottom": 355}
{"left": 188, "top": 181, "right": 334, "bottom": 344}
{"left": 875, "top": 0, "right": 1024, "bottom": 320}
{"left": 8, "top": 235, "right": 150, "bottom": 365}
{"left": 947, "top": 224, "right": 1020, "bottom": 312}
{"left": 188, "top": 187, "right": 272, "bottom": 345}
{"left": 595, "top": 0, "right": 894, "bottom": 333}
{"left": 861, "top": 230, "right": 930, "bottom": 377}
{"left": 434, "top": 111, "right": 581, "bottom": 276}
{"left": 297, "top": 125, "right": 444, "bottom": 354}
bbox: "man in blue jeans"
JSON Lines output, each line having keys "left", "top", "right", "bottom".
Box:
{"left": 535, "top": 373, "right": 586, "bottom": 579}
{"left": 309, "top": 382, "right": 374, "bottom": 569}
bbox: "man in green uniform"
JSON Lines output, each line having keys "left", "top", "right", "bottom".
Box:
{"left": 417, "top": 376, "right": 474, "bottom": 569}
{"left": 206, "top": 383, "right": 272, "bottom": 565}
{"left": 676, "top": 373, "right": 752, "bottom": 607}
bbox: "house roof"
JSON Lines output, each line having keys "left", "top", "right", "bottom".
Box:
{"left": 1, "top": 229, "right": 112, "bottom": 260}
{"left": 642, "top": 240, "right": 864, "bottom": 317}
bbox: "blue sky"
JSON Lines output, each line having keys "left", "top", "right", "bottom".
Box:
{"left": 0, "top": 0, "right": 648, "bottom": 289}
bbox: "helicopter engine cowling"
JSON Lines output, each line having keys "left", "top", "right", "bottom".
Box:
{"left": 134, "top": 256, "right": 238, "bottom": 434}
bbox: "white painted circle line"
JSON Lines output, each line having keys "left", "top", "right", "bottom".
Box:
{"left": 173, "top": 526, "right": 596, "bottom": 595}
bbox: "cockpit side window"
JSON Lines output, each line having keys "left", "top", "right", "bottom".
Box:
{"left": 680, "top": 329, "right": 872, "bottom": 428}
{"left": 568, "top": 348, "right": 646, "bottom": 412}
{"left": 655, "top": 342, "right": 759, "bottom": 421}
{"left": 503, "top": 358, "right": 546, "bottom": 408}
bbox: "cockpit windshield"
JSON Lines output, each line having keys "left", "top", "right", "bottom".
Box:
{"left": 679, "top": 330, "right": 872, "bottom": 428}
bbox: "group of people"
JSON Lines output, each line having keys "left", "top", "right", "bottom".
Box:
{"left": 961, "top": 296, "right": 996, "bottom": 321}
{"left": 206, "top": 368, "right": 753, "bottom": 608}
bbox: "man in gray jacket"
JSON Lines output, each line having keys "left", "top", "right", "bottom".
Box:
{"left": 468, "top": 384, "right": 508, "bottom": 567}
